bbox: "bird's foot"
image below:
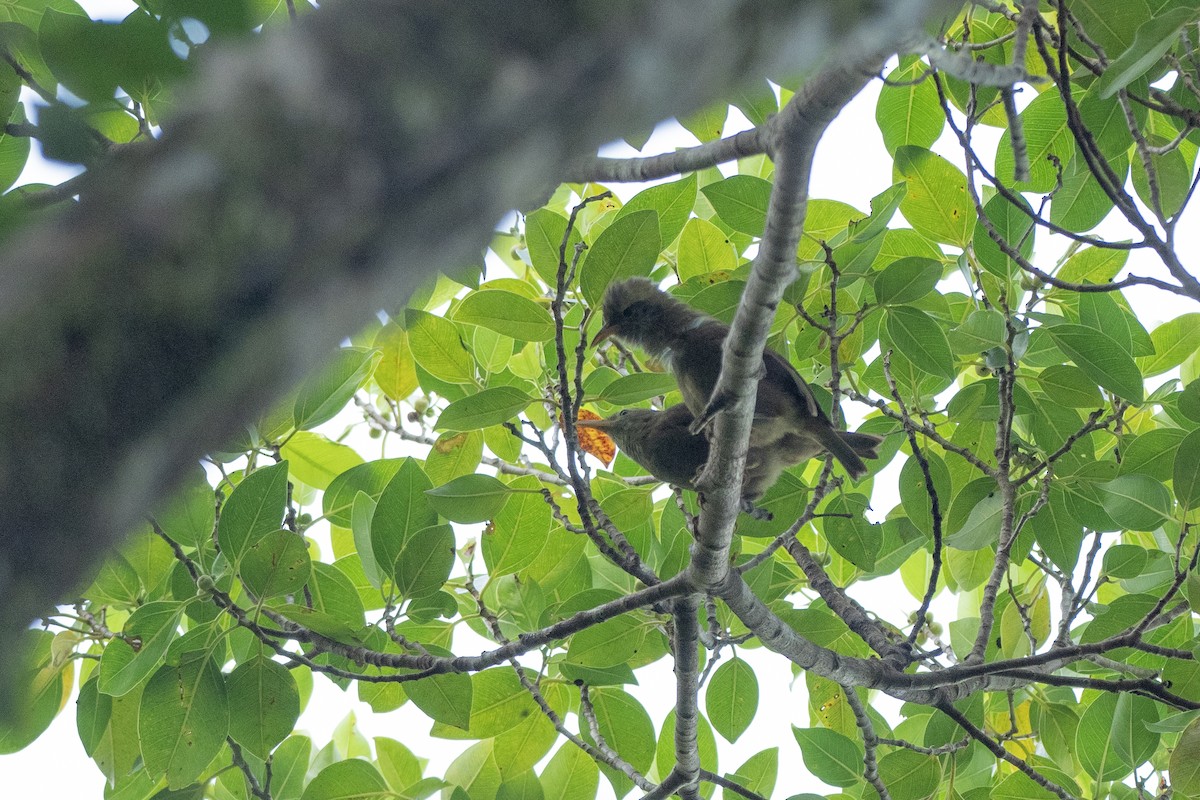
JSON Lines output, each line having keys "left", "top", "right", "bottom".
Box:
{"left": 740, "top": 499, "right": 773, "bottom": 521}
{"left": 689, "top": 391, "right": 732, "bottom": 435}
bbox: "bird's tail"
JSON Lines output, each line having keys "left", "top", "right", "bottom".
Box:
{"left": 812, "top": 428, "right": 885, "bottom": 480}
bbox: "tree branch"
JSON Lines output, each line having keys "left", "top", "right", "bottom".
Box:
{"left": 690, "top": 47, "right": 891, "bottom": 590}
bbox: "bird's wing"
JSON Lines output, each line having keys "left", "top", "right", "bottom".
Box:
{"left": 762, "top": 347, "right": 828, "bottom": 420}
{"left": 673, "top": 321, "right": 730, "bottom": 415}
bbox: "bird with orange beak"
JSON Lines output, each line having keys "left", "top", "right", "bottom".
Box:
{"left": 591, "top": 277, "right": 882, "bottom": 480}
{"left": 575, "top": 404, "right": 778, "bottom": 519}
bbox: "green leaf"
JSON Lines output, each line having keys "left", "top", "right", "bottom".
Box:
{"left": 39, "top": 10, "right": 118, "bottom": 101}
{"left": 307, "top": 559, "right": 366, "bottom": 631}
{"left": 876, "top": 58, "right": 943, "bottom": 155}
{"left": 847, "top": 182, "right": 907, "bottom": 243}
{"left": 269, "top": 736, "right": 312, "bottom": 799}
{"left": 1078, "top": 289, "right": 1152, "bottom": 357}
{"left": 874, "top": 256, "right": 941, "bottom": 305}
{"left": 542, "top": 743, "right": 599, "bottom": 800}
{"left": 588, "top": 689, "right": 655, "bottom": 791}
{"left": 823, "top": 494, "right": 878, "bottom": 570}
{"left": 301, "top": 759, "right": 390, "bottom": 800}
{"left": 1096, "top": 7, "right": 1197, "bottom": 98}
{"left": 1175, "top": 429, "right": 1200, "bottom": 510}
{"left": 579, "top": 210, "right": 661, "bottom": 306}
{"left": 893, "top": 146, "right": 972, "bottom": 246}
{"left": 724, "top": 749, "right": 778, "bottom": 800}
{"left": 148, "top": 471, "right": 215, "bottom": 553}
{"left": 85, "top": 552, "right": 143, "bottom": 607}
{"left": 732, "top": 81, "right": 778, "bottom": 127}
{"left": 271, "top": 603, "right": 365, "bottom": 645}
{"left": 371, "top": 459, "right": 437, "bottom": 578}
{"left": 1102, "top": 543, "right": 1148, "bottom": 579}
{"left": 373, "top": 322, "right": 419, "bottom": 401}
{"left": 76, "top": 676, "right": 111, "bottom": 757}
{"left": 885, "top": 306, "right": 956, "bottom": 379}
{"left": 792, "top": 726, "right": 863, "bottom": 788}
{"left": 483, "top": 476, "right": 551, "bottom": 577}
{"left": 455, "top": 290, "right": 555, "bottom": 342}
{"left": 680, "top": 100, "right": 727, "bottom": 142}
{"left": 472, "top": 325, "right": 516, "bottom": 375}
{"left": 324, "top": 458, "right": 407, "bottom": 528}
{"left": 424, "top": 430, "right": 485, "bottom": 486}
{"left": 950, "top": 308, "right": 1006, "bottom": 354}
{"left": 436, "top": 386, "right": 532, "bottom": 432}
{"left": 394, "top": 524, "right": 455, "bottom": 600}
{"left": 0, "top": 42, "right": 20, "bottom": 130}
{"left": 226, "top": 657, "right": 300, "bottom": 759}
{"left": 0, "top": 103, "right": 29, "bottom": 192}
{"left": 1078, "top": 692, "right": 1160, "bottom": 781}
{"left": 460, "top": 668, "right": 538, "bottom": 739}
{"left": 566, "top": 614, "right": 646, "bottom": 670}
{"left": 1119, "top": 428, "right": 1185, "bottom": 480}
{"left": 1100, "top": 474, "right": 1171, "bottom": 531}
{"left": 376, "top": 736, "right": 423, "bottom": 791}
{"left": 0, "top": 632, "right": 67, "bottom": 754}
{"left": 995, "top": 88, "right": 1074, "bottom": 193}
{"left": 98, "top": 602, "right": 183, "bottom": 696}
{"left": 974, "top": 193, "right": 1035, "bottom": 279}
{"left": 405, "top": 669, "right": 472, "bottom": 730}
{"left": 425, "top": 474, "right": 513, "bottom": 523}
{"left": 351, "top": 492, "right": 381, "bottom": 590}
{"left": 877, "top": 749, "right": 940, "bottom": 800}
{"left": 948, "top": 491, "right": 1003, "bottom": 550}
{"left": 1059, "top": 245, "right": 1128, "bottom": 285}
{"left": 701, "top": 175, "right": 772, "bottom": 236}
{"left": 1037, "top": 364, "right": 1103, "bottom": 408}
{"left": 595, "top": 372, "right": 678, "bottom": 405}
{"left": 495, "top": 707, "right": 561, "bottom": 784}
{"left": 1133, "top": 130, "right": 1191, "bottom": 218}
{"left": 615, "top": 174, "right": 697, "bottom": 247}
{"left": 293, "top": 347, "right": 380, "bottom": 430}
{"left": 677, "top": 217, "right": 737, "bottom": 280}
{"left": 1138, "top": 313, "right": 1200, "bottom": 377}
{"left": 1048, "top": 323, "right": 1144, "bottom": 402}
{"left": 1171, "top": 718, "right": 1200, "bottom": 798}
{"left": 526, "top": 209, "right": 581, "bottom": 286}
{"left": 706, "top": 657, "right": 758, "bottom": 743}
{"left": 280, "top": 431, "right": 364, "bottom": 490}
{"left": 405, "top": 308, "right": 475, "bottom": 385}
{"left": 216, "top": 461, "right": 288, "bottom": 565}
{"left": 139, "top": 658, "right": 228, "bottom": 790}
{"left": 1050, "top": 152, "right": 1124, "bottom": 233}
{"left": 240, "top": 529, "right": 311, "bottom": 598}
{"left": 898, "top": 450, "right": 951, "bottom": 538}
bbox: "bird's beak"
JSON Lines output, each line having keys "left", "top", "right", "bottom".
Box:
{"left": 574, "top": 417, "right": 616, "bottom": 430}
{"left": 590, "top": 323, "right": 618, "bottom": 347}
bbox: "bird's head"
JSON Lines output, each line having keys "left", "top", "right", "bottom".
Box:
{"left": 574, "top": 408, "right": 657, "bottom": 445}
{"left": 591, "top": 278, "right": 682, "bottom": 353}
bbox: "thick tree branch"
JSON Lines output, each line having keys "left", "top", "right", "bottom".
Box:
{"left": 690, "top": 47, "right": 891, "bottom": 590}
{"left": 566, "top": 127, "right": 770, "bottom": 184}
{"left": 672, "top": 595, "right": 703, "bottom": 800}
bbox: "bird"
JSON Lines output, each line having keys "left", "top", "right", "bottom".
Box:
{"left": 590, "top": 277, "right": 883, "bottom": 479}
{"left": 575, "top": 404, "right": 776, "bottom": 520}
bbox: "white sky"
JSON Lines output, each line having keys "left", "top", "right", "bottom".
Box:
{"left": 2, "top": 4, "right": 1197, "bottom": 798}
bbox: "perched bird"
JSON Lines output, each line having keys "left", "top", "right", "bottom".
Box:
{"left": 576, "top": 404, "right": 776, "bottom": 519}
{"left": 591, "top": 277, "right": 883, "bottom": 479}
